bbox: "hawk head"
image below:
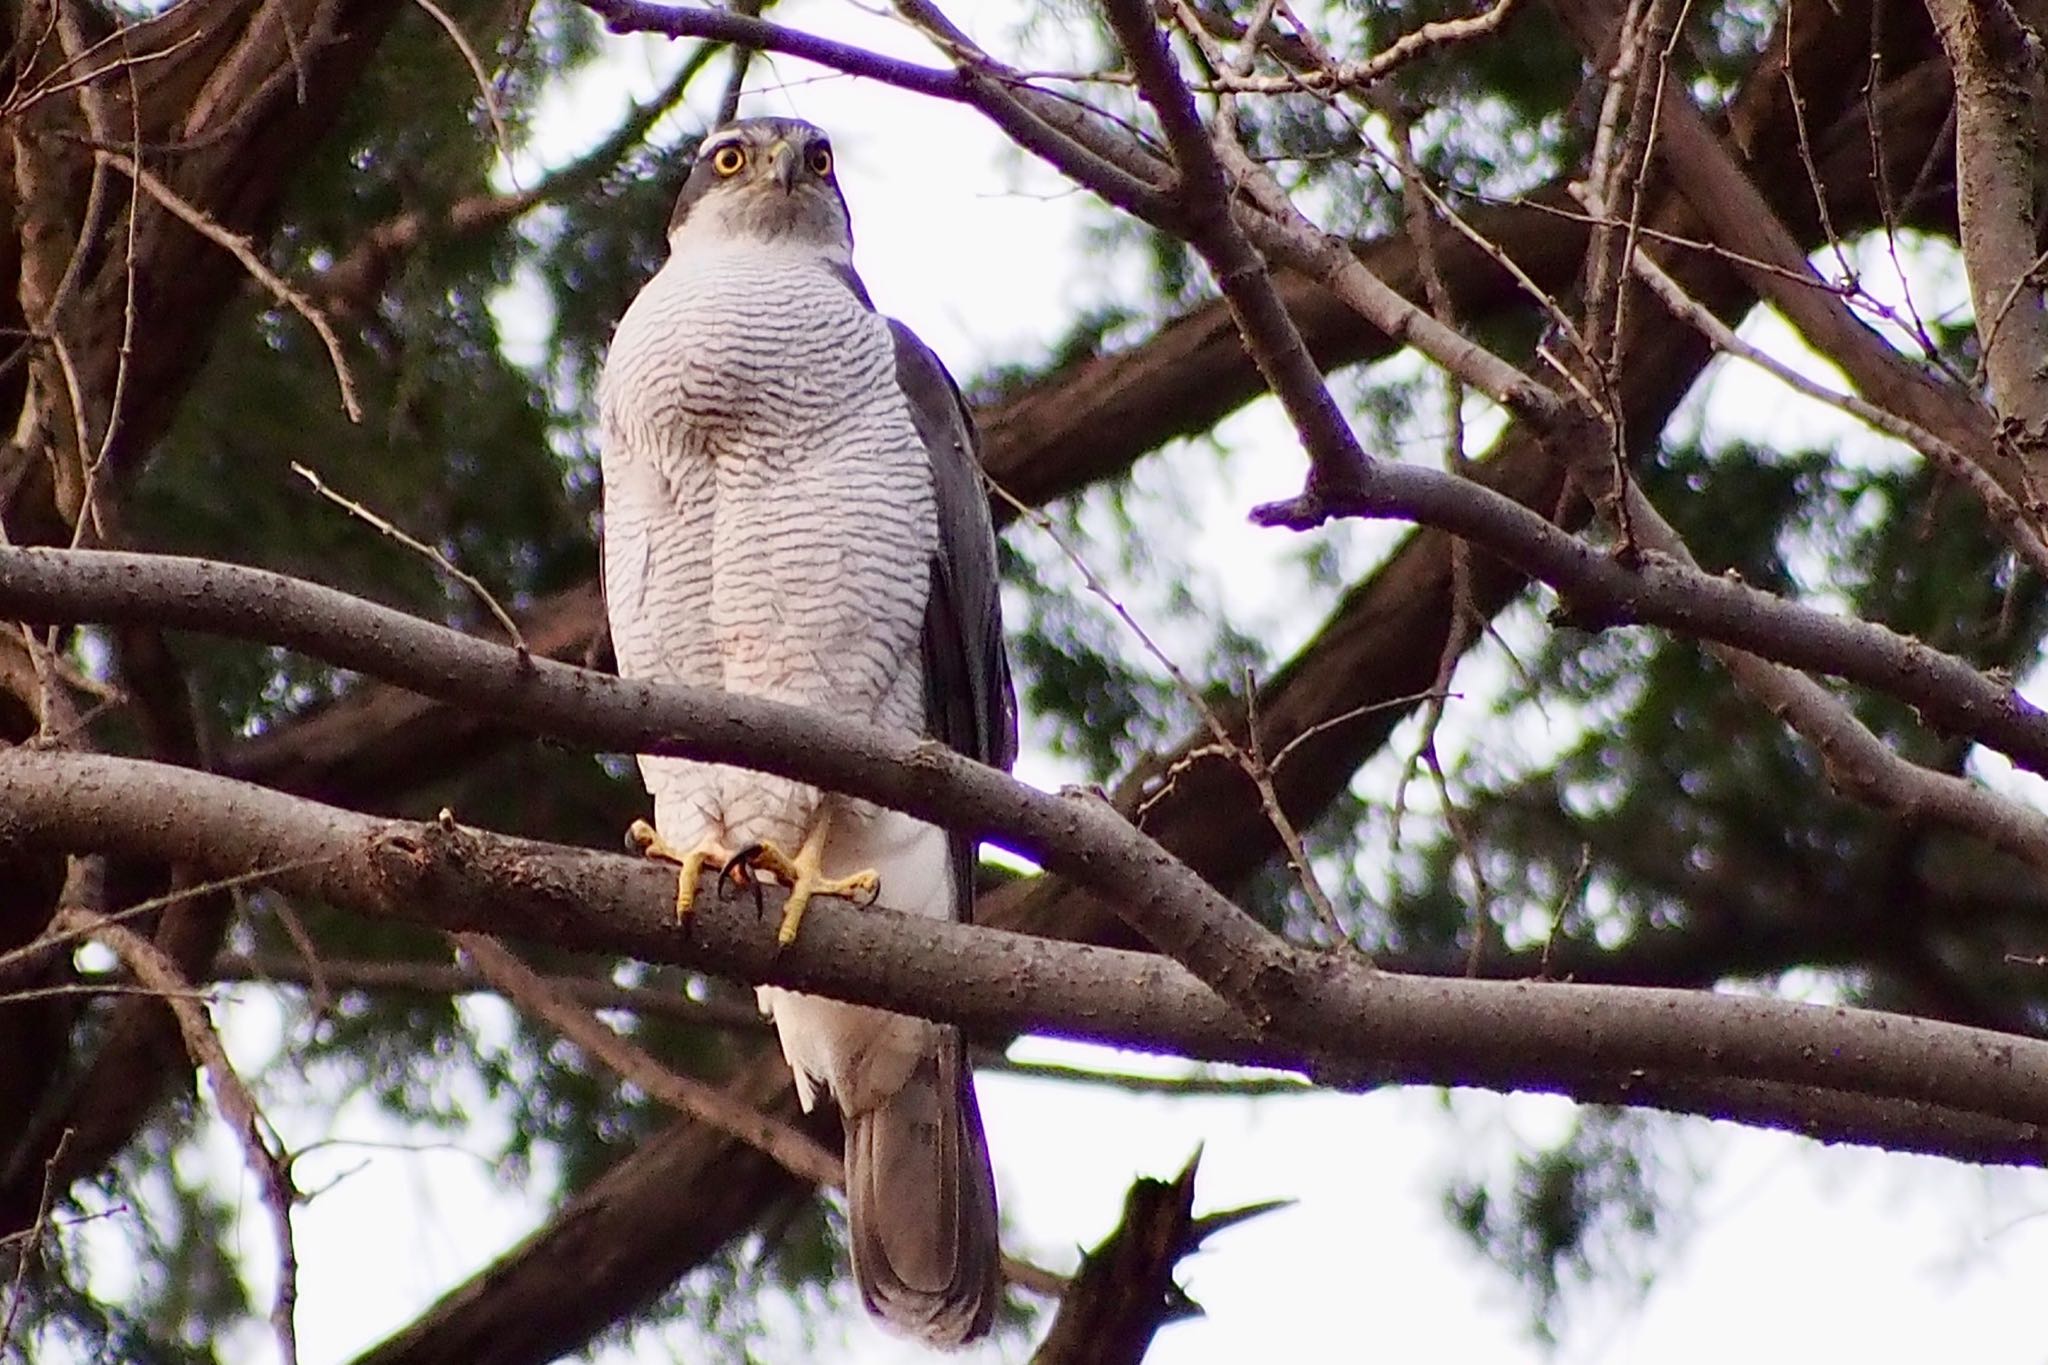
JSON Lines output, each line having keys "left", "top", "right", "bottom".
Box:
{"left": 667, "top": 118, "right": 852, "bottom": 256}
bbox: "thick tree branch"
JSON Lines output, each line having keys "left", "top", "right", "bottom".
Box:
{"left": 1030, "top": 1153, "right": 1275, "bottom": 1365}
{"left": 1921, "top": 0, "right": 2048, "bottom": 504}
{"left": 3, "top": 748, "right": 2047, "bottom": 1165}
{"left": 1100, "top": 0, "right": 1375, "bottom": 501}
{"left": 0, "top": 548, "right": 1310, "bottom": 1033}
{"left": 1250, "top": 459, "right": 2048, "bottom": 775}
{"left": 1548, "top": 0, "right": 2034, "bottom": 532}
{"left": 7, "top": 545, "right": 2047, "bottom": 945}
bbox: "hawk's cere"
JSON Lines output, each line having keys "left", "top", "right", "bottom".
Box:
{"left": 596, "top": 118, "right": 1017, "bottom": 1346}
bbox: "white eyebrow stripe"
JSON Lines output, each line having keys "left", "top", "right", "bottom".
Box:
{"left": 700, "top": 131, "right": 747, "bottom": 159}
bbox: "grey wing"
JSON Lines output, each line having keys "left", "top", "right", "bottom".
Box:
{"left": 889, "top": 318, "right": 1018, "bottom": 919}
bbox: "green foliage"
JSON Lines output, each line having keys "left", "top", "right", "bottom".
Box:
{"left": 1378, "top": 361, "right": 2048, "bottom": 1332}
{"left": 1446, "top": 1109, "right": 1691, "bottom": 1346}
{"left": 9, "top": 1103, "right": 248, "bottom": 1365}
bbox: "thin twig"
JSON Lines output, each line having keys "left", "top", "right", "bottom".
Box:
{"left": 1782, "top": 46, "right": 1860, "bottom": 313}
{"left": 0, "top": 982, "right": 216, "bottom": 1006}
{"left": 411, "top": 0, "right": 515, "bottom": 179}
{"left": 1265, "top": 689, "right": 1453, "bottom": 777}
{"left": 1628, "top": 244, "right": 2048, "bottom": 579}
{"left": 211, "top": 950, "right": 767, "bottom": 1033}
{"left": 0, "top": 25, "right": 201, "bottom": 122}
{"left": 0, "top": 1129, "right": 71, "bottom": 1355}
{"left": 1243, "top": 670, "right": 1347, "bottom": 941}
{"left": 992, "top": 479, "right": 1349, "bottom": 945}
{"left": 1186, "top": 0, "right": 1522, "bottom": 94}
{"left": 1374, "top": 94, "right": 1493, "bottom": 937}
{"left": 985, "top": 1056, "right": 1310, "bottom": 1097}
{"left": 85, "top": 48, "right": 144, "bottom": 543}
{"left": 290, "top": 463, "right": 528, "bottom": 653}
{"left": 99, "top": 151, "right": 362, "bottom": 423}
{"left": 1537, "top": 845, "right": 1595, "bottom": 981}
{"left": 56, "top": 909, "right": 301, "bottom": 1365}
{"left": 1498, "top": 194, "right": 1864, "bottom": 296}
{"left": 452, "top": 932, "right": 841, "bottom": 1184}
{"left": 0, "top": 858, "right": 335, "bottom": 981}
{"left": 266, "top": 898, "right": 334, "bottom": 1019}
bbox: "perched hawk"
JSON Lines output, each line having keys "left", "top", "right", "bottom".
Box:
{"left": 596, "top": 117, "right": 1014, "bottom": 1346}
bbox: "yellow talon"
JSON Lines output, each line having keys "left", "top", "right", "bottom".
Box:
{"left": 628, "top": 819, "right": 733, "bottom": 922}
{"left": 744, "top": 816, "right": 879, "bottom": 946}
{"left": 627, "top": 815, "right": 879, "bottom": 943}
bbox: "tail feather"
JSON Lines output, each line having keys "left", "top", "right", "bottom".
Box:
{"left": 844, "top": 1032, "right": 999, "bottom": 1347}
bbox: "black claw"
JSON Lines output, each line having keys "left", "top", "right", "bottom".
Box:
{"left": 853, "top": 881, "right": 881, "bottom": 908}
{"left": 720, "top": 846, "right": 766, "bottom": 913}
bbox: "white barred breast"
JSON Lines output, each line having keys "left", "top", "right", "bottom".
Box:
{"left": 597, "top": 240, "right": 935, "bottom": 856}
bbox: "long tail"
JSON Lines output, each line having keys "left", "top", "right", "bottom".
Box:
{"left": 844, "top": 1031, "right": 999, "bottom": 1347}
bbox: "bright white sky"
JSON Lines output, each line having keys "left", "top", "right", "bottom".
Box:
{"left": 63, "top": 3, "right": 2048, "bottom": 1363}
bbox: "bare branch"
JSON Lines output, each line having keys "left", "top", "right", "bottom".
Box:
{"left": 451, "top": 934, "right": 841, "bottom": 1186}
{"left": 1548, "top": 0, "right": 2034, "bottom": 535}
{"left": 1183, "top": 0, "right": 1522, "bottom": 95}
{"left": 55, "top": 907, "right": 300, "bottom": 1365}
{"left": 99, "top": 150, "right": 362, "bottom": 424}
{"left": 410, "top": 0, "right": 511, "bottom": 175}
{"left": 10, "top": 544, "right": 2048, "bottom": 923}
{"left": 1102, "top": 0, "right": 1375, "bottom": 505}
{"left": 1921, "top": 0, "right": 2048, "bottom": 505}
{"left": 986, "top": 1057, "right": 1309, "bottom": 1098}
{"left": 5, "top": 749, "right": 2048, "bottom": 1164}
{"left": 0, "top": 545, "right": 1309, "bottom": 1031}
{"left": 210, "top": 951, "right": 768, "bottom": 1033}
{"left": 290, "top": 462, "right": 527, "bottom": 653}
{"left": 0, "top": 1129, "right": 69, "bottom": 1355}
{"left": 1630, "top": 246, "right": 2048, "bottom": 579}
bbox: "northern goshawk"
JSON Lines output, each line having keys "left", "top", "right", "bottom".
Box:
{"left": 596, "top": 117, "right": 1014, "bottom": 1346}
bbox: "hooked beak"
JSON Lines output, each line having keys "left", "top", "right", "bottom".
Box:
{"left": 767, "top": 140, "right": 800, "bottom": 193}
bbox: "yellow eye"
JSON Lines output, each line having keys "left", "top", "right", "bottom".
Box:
{"left": 710, "top": 144, "right": 746, "bottom": 176}
{"left": 807, "top": 144, "right": 832, "bottom": 176}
